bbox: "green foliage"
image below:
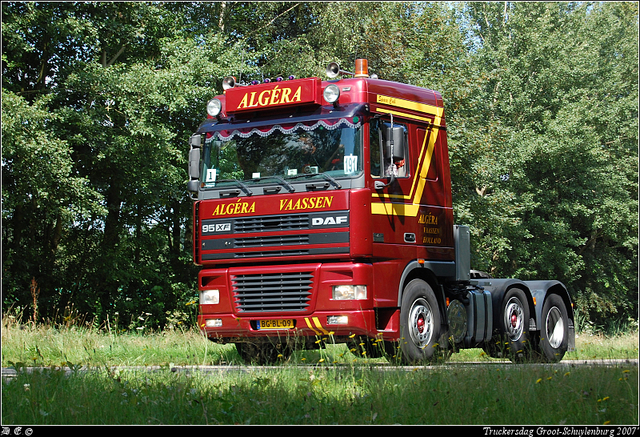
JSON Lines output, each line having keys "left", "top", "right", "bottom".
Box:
{"left": 452, "top": 2, "right": 638, "bottom": 325}
{"left": 2, "top": 2, "right": 637, "bottom": 330}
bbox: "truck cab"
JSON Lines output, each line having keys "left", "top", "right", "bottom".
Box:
{"left": 188, "top": 60, "right": 574, "bottom": 364}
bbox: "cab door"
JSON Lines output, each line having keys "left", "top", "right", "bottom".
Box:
{"left": 368, "top": 116, "right": 415, "bottom": 252}
{"left": 368, "top": 116, "right": 453, "bottom": 260}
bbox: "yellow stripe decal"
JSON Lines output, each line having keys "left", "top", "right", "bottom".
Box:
{"left": 312, "top": 317, "right": 330, "bottom": 335}
{"left": 371, "top": 101, "right": 443, "bottom": 217}
{"left": 304, "top": 317, "right": 320, "bottom": 335}
{"left": 376, "top": 107, "right": 432, "bottom": 123}
{"left": 304, "top": 317, "right": 330, "bottom": 335}
{"left": 376, "top": 94, "right": 443, "bottom": 118}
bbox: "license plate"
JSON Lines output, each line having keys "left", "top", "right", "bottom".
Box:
{"left": 257, "top": 319, "right": 294, "bottom": 330}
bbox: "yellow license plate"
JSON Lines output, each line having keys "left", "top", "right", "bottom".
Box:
{"left": 258, "top": 319, "right": 294, "bottom": 330}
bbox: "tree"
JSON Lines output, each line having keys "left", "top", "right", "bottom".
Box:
{"left": 456, "top": 2, "right": 638, "bottom": 327}
{"left": 3, "top": 2, "right": 636, "bottom": 331}
{"left": 2, "top": 2, "right": 246, "bottom": 326}
{"left": 1, "top": 91, "right": 104, "bottom": 310}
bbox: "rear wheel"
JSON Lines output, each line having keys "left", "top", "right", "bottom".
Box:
{"left": 537, "top": 293, "right": 570, "bottom": 362}
{"left": 399, "top": 279, "right": 442, "bottom": 364}
{"left": 486, "top": 288, "right": 532, "bottom": 362}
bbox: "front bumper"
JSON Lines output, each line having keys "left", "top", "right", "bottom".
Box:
{"left": 197, "top": 261, "right": 396, "bottom": 342}
{"left": 198, "top": 309, "right": 379, "bottom": 341}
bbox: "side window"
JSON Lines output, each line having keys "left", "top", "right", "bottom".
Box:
{"left": 369, "top": 118, "right": 409, "bottom": 178}
{"left": 369, "top": 120, "right": 382, "bottom": 178}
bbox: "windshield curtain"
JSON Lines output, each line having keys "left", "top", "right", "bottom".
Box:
{"left": 200, "top": 117, "right": 363, "bottom": 188}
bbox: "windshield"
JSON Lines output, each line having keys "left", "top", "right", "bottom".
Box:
{"left": 200, "top": 117, "right": 363, "bottom": 191}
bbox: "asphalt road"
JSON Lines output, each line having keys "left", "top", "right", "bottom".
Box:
{"left": 2, "top": 358, "right": 637, "bottom": 380}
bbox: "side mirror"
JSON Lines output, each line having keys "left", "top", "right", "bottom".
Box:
{"left": 383, "top": 125, "right": 406, "bottom": 162}
{"left": 187, "top": 134, "right": 201, "bottom": 193}
{"left": 375, "top": 124, "right": 404, "bottom": 190}
{"left": 187, "top": 179, "right": 200, "bottom": 193}
{"left": 188, "top": 147, "right": 200, "bottom": 180}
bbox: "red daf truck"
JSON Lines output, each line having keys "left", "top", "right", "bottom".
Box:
{"left": 187, "top": 59, "right": 575, "bottom": 364}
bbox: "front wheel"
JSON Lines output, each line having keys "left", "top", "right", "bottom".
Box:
{"left": 537, "top": 294, "right": 570, "bottom": 362}
{"left": 399, "top": 279, "right": 442, "bottom": 364}
{"left": 235, "top": 341, "right": 291, "bottom": 364}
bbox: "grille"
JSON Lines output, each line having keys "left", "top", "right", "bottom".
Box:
{"left": 234, "top": 214, "right": 309, "bottom": 233}
{"left": 234, "top": 235, "right": 309, "bottom": 248}
{"left": 232, "top": 272, "right": 313, "bottom": 312}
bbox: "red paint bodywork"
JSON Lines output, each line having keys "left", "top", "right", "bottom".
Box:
{"left": 195, "top": 75, "right": 452, "bottom": 343}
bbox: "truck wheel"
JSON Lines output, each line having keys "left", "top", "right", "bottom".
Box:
{"left": 399, "top": 279, "right": 442, "bottom": 364}
{"left": 538, "top": 294, "right": 569, "bottom": 362}
{"left": 497, "top": 287, "right": 531, "bottom": 362}
{"left": 235, "top": 341, "right": 291, "bottom": 364}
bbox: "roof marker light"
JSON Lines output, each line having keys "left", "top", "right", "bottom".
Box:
{"left": 354, "top": 59, "right": 369, "bottom": 78}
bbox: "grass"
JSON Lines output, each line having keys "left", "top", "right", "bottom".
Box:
{"left": 2, "top": 359, "right": 637, "bottom": 425}
{"left": 2, "top": 320, "right": 638, "bottom": 369}
{"left": 2, "top": 313, "right": 638, "bottom": 425}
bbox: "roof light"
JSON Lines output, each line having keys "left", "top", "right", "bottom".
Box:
{"left": 323, "top": 84, "right": 340, "bottom": 104}
{"left": 354, "top": 59, "right": 369, "bottom": 78}
{"left": 207, "top": 98, "right": 222, "bottom": 117}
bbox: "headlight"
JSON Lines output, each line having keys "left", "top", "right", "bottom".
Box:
{"left": 323, "top": 84, "right": 340, "bottom": 104}
{"left": 207, "top": 98, "right": 222, "bottom": 117}
{"left": 200, "top": 289, "right": 220, "bottom": 305}
{"left": 332, "top": 285, "right": 367, "bottom": 300}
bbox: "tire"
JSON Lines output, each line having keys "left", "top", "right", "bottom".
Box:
{"left": 235, "top": 341, "right": 291, "bottom": 364}
{"left": 537, "top": 293, "right": 569, "bottom": 362}
{"left": 398, "top": 279, "right": 442, "bottom": 364}
{"left": 496, "top": 287, "right": 531, "bottom": 362}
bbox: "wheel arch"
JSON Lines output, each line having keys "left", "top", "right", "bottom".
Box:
{"left": 397, "top": 261, "right": 450, "bottom": 326}
{"left": 472, "top": 278, "right": 536, "bottom": 334}
{"left": 523, "top": 280, "right": 575, "bottom": 332}
{"left": 479, "top": 278, "right": 574, "bottom": 334}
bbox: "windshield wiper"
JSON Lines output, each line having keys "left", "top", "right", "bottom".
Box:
{"left": 252, "top": 176, "right": 295, "bottom": 193}
{"left": 216, "top": 179, "right": 253, "bottom": 196}
{"left": 289, "top": 172, "right": 342, "bottom": 189}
